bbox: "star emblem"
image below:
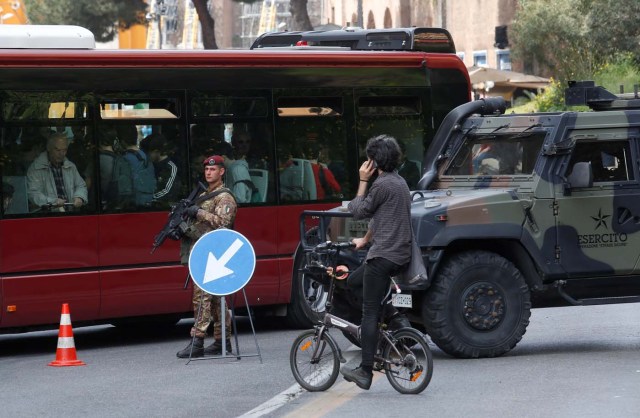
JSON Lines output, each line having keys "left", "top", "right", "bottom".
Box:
{"left": 591, "top": 209, "right": 610, "bottom": 230}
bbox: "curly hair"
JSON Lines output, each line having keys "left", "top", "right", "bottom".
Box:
{"left": 365, "top": 134, "right": 401, "bottom": 172}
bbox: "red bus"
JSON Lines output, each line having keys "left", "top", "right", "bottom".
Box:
{"left": 0, "top": 25, "right": 470, "bottom": 333}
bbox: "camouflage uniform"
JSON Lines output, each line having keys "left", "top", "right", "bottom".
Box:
{"left": 180, "top": 185, "right": 237, "bottom": 340}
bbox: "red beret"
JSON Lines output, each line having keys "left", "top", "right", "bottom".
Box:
{"left": 203, "top": 155, "right": 224, "bottom": 166}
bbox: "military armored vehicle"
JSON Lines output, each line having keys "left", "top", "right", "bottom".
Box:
{"left": 298, "top": 81, "right": 640, "bottom": 358}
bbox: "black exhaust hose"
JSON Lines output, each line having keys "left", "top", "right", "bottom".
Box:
{"left": 417, "top": 97, "right": 506, "bottom": 189}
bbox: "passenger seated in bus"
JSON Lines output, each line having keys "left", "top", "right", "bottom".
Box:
{"left": 307, "top": 142, "right": 341, "bottom": 200}
{"left": 2, "top": 181, "right": 13, "bottom": 213}
{"left": 11, "top": 130, "right": 46, "bottom": 176}
{"left": 279, "top": 152, "right": 299, "bottom": 201}
{"left": 244, "top": 124, "right": 270, "bottom": 170}
{"left": 147, "top": 133, "right": 182, "bottom": 205}
{"left": 323, "top": 145, "right": 346, "bottom": 184}
{"left": 223, "top": 130, "right": 254, "bottom": 203}
{"left": 118, "top": 125, "right": 156, "bottom": 207}
{"left": 67, "top": 125, "right": 93, "bottom": 189}
{"left": 98, "top": 128, "right": 133, "bottom": 210}
{"left": 397, "top": 140, "right": 420, "bottom": 190}
{"left": 26, "top": 132, "right": 88, "bottom": 211}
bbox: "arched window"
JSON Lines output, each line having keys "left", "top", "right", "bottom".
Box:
{"left": 367, "top": 11, "right": 375, "bottom": 29}
{"left": 384, "top": 8, "right": 392, "bottom": 28}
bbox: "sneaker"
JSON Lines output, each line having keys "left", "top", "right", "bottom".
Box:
{"left": 340, "top": 365, "right": 373, "bottom": 390}
{"left": 204, "top": 339, "right": 233, "bottom": 356}
{"left": 388, "top": 313, "right": 411, "bottom": 331}
{"left": 176, "top": 337, "right": 204, "bottom": 358}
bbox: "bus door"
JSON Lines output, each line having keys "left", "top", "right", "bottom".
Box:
{"left": 95, "top": 92, "right": 194, "bottom": 318}
{"left": 354, "top": 88, "right": 432, "bottom": 191}
{"left": 188, "top": 90, "right": 282, "bottom": 305}
{"left": 273, "top": 88, "right": 354, "bottom": 296}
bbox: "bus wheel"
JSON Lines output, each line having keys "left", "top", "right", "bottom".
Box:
{"left": 422, "top": 250, "right": 531, "bottom": 358}
{"left": 286, "top": 250, "right": 326, "bottom": 328}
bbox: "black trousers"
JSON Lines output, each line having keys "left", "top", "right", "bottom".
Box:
{"left": 360, "top": 257, "right": 401, "bottom": 367}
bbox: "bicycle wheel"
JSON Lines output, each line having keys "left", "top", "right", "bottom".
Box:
{"left": 382, "top": 328, "right": 433, "bottom": 394}
{"left": 290, "top": 329, "right": 340, "bottom": 392}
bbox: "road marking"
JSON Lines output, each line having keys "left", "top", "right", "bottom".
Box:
{"left": 237, "top": 383, "right": 305, "bottom": 418}
{"left": 281, "top": 375, "right": 383, "bottom": 418}
{"left": 238, "top": 349, "right": 383, "bottom": 418}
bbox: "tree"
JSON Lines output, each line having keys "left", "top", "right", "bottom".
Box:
{"left": 512, "top": 0, "right": 640, "bottom": 83}
{"left": 191, "top": 0, "right": 217, "bottom": 49}
{"left": 511, "top": 0, "right": 596, "bottom": 82}
{"left": 289, "top": 0, "right": 313, "bottom": 31}
{"left": 583, "top": 0, "right": 640, "bottom": 60}
{"left": 24, "top": 0, "right": 147, "bottom": 43}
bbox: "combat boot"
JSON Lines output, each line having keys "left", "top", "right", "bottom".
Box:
{"left": 204, "top": 339, "right": 233, "bottom": 356}
{"left": 176, "top": 337, "right": 204, "bottom": 358}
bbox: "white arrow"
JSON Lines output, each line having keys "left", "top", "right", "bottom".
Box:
{"left": 203, "top": 238, "right": 244, "bottom": 283}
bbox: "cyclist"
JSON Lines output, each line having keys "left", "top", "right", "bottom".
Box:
{"left": 341, "top": 134, "right": 412, "bottom": 390}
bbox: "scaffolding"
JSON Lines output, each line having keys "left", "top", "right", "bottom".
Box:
{"left": 181, "top": 0, "right": 200, "bottom": 49}
{"left": 240, "top": 0, "right": 291, "bottom": 49}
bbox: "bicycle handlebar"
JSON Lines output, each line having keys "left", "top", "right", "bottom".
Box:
{"left": 314, "top": 241, "right": 355, "bottom": 252}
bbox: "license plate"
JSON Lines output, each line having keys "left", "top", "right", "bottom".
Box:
{"left": 392, "top": 293, "right": 412, "bottom": 308}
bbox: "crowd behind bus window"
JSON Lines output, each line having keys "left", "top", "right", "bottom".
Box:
{"left": 1, "top": 94, "right": 430, "bottom": 216}
{"left": 0, "top": 123, "right": 191, "bottom": 216}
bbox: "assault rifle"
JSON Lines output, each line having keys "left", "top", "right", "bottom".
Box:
{"left": 151, "top": 182, "right": 206, "bottom": 254}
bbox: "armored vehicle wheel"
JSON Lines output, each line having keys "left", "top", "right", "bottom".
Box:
{"left": 422, "top": 250, "right": 531, "bottom": 358}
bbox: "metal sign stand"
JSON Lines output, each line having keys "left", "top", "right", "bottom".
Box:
{"left": 184, "top": 229, "right": 262, "bottom": 364}
{"left": 185, "top": 287, "right": 262, "bottom": 364}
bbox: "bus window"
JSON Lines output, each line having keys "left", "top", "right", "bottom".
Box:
{"left": 97, "top": 123, "right": 188, "bottom": 212}
{"left": 192, "top": 97, "right": 268, "bottom": 118}
{"left": 99, "top": 98, "right": 179, "bottom": 120}
{"left": 97, "top": 94, "right": 187, "bottom": 212}
{"left": 189, "top": 122, "right": 274, "bottom": 204}
{"left": 0, "top": 95, "right": 96, "bottom": 215}
{"left": 276, "top": 95, "right": 348, "bottom": 201}
{"left": 189, "top": 93, "right": 275, "bottom": 205}
{"left": 356, "top": 92, "right": 427, "bottom": 190}
{"left": 2, "top": 95, "right": 89, "bottom": 121}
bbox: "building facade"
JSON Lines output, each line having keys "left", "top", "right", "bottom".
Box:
{"left": 316, "top": 0, "right": 519, "bottom": 70}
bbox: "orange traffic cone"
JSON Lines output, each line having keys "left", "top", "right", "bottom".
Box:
{"left": 48, "top": 303, "right": 86, "bottom": 367}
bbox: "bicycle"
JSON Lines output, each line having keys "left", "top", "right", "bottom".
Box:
{"left": 289, "top": 240, "right": 433, "bottom": 394}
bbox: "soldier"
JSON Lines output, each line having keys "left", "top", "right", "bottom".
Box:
{"left": 176, "top": 155, "right": 237, "bottom": 358}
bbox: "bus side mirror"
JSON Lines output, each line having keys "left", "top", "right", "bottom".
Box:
{"left": 567, "top": 161, "right": 593, "bottom": 189}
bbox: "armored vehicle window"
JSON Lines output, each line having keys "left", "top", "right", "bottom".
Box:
{"left": 445, "top": 133, "right": 545, "bottom": 176}
{"left": 567, "top": 140, "right": 634, "bottom": 183}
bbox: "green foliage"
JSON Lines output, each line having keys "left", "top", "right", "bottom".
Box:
{"left": 513, "top": 55, "right": 640, "bottom": 114}
{"left": 532, "top": 79, "right": 567, "bottom": 112}
{"left": 512, "top": 0, "right": 598, "bottom": 83}
{"left": 24, "top": 0, "right": 147, "bottom": 42}
{"left": 583, "top": 0, "right": 640, "bottom": 60}
{"left": 512, "top": 0, "right": 640, "bottom": 84}
{"left": 593, "top": 54, "right": 640, "bottom": 94}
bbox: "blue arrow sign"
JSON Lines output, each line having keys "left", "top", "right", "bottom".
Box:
{"left": 188, "top": 229, "right": 256, "bottom": 296}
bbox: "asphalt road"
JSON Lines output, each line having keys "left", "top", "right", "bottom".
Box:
{"left": 1, "top": 304, "right": 639, "bottom": 417}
